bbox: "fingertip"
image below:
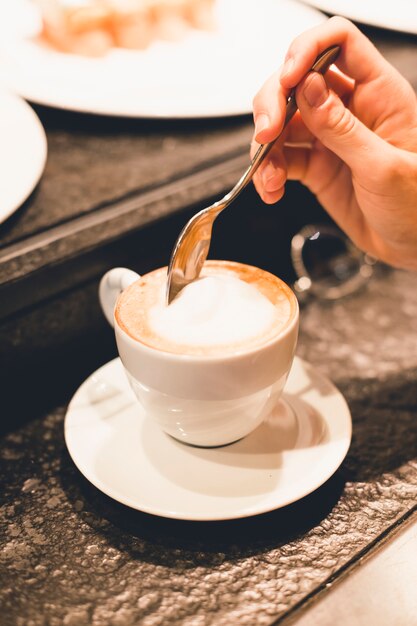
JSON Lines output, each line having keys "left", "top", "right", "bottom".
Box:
{"left": 254, "top": 113, "right": 273, "bottom": 142}
{"left": 262, "top": 187, "right": 285, "bottom": 204}
{"left": 254, "top": 127, "right": 278, "bottom": 144}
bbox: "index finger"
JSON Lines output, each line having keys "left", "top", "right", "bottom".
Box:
{"left": 253, "top": 69, "right": 288, "bottom": 144}
{"left": 253, "top": 65, "right": 354, "bottom": 144}
{"left": 280, "top": 16, "right": 392, "bottom": 89}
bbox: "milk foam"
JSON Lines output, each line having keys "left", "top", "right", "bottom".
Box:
{"left": 116, "top": 262, "right": 294, "bottom": 355}
{"left": 149, "top": 275, "right": 279, "bottom": 350}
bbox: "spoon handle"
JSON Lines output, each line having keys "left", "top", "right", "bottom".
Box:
{"left": 219, "top": 45, "right": 341, "bottom": 211}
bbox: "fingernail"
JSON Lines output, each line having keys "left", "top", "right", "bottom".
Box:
{"left": 254, "top": 113, "right": 270, "bottom": 137}
{"left": 280, "top": 57, "right": 295, "bottom": 80}
{"left": 303, "top": 72, "right": 329, "bottom": 108}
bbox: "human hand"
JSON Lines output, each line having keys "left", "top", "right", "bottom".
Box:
{"left": 251, "top": 17, "right": 417, "bottom": 271}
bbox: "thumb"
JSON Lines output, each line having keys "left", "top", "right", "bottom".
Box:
{"left": 296, "top": 72, "right": 386, "bottom": 171}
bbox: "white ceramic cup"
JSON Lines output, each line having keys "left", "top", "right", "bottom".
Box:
{"left": 99, "top": 264, "right": 299, "bottom": 447}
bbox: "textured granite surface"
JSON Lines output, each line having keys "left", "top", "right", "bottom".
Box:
{"left": 0, "top": 153, "right": 251, "bottom": 290}
{"left": 1, "top": 268, "right": 416, "bottom": 626}
{"left": 0, "top": 114, "right": 251, "bottom": 250}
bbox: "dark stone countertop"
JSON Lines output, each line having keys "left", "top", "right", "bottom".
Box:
{"left": 1, "top": 267, "right": 416, "bottom": 626}
{"left": 0, "top": 113, "right": 251, "bottom": 250}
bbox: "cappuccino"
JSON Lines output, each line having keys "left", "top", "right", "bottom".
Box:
{"left": 115, "top": 261, "right": 296, "bottom": 356}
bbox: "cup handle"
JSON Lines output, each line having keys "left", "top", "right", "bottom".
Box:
{"left": 99, "top": 267, "right": 140, "bottom": 327}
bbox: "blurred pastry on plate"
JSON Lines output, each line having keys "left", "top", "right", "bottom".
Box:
{"left": 36, "top": 0, "right": 216, "bottom": 56}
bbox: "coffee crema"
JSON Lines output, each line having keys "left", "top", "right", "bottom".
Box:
{"left": 115, "top": 261, "right": 296, "bottom": 356}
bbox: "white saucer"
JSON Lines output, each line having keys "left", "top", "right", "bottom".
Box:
{"left": 0, "top": 90, "right": 47, "bottom": 224}
{"left": 65, "top": 357, "right": 351, "bottom": 521}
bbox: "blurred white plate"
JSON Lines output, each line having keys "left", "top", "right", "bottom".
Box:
{"left": 0, "top": 91, "right": 47, "bottom": 225}
{"left": 0, "top": 0, "right": 325, "bottom": 118}
{"left": 299, "top": 0, "right": 417, "bottom": 34}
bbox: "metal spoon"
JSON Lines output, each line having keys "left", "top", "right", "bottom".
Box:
{"left": 166, "top": 45, "right": 341, "bottom": 304}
